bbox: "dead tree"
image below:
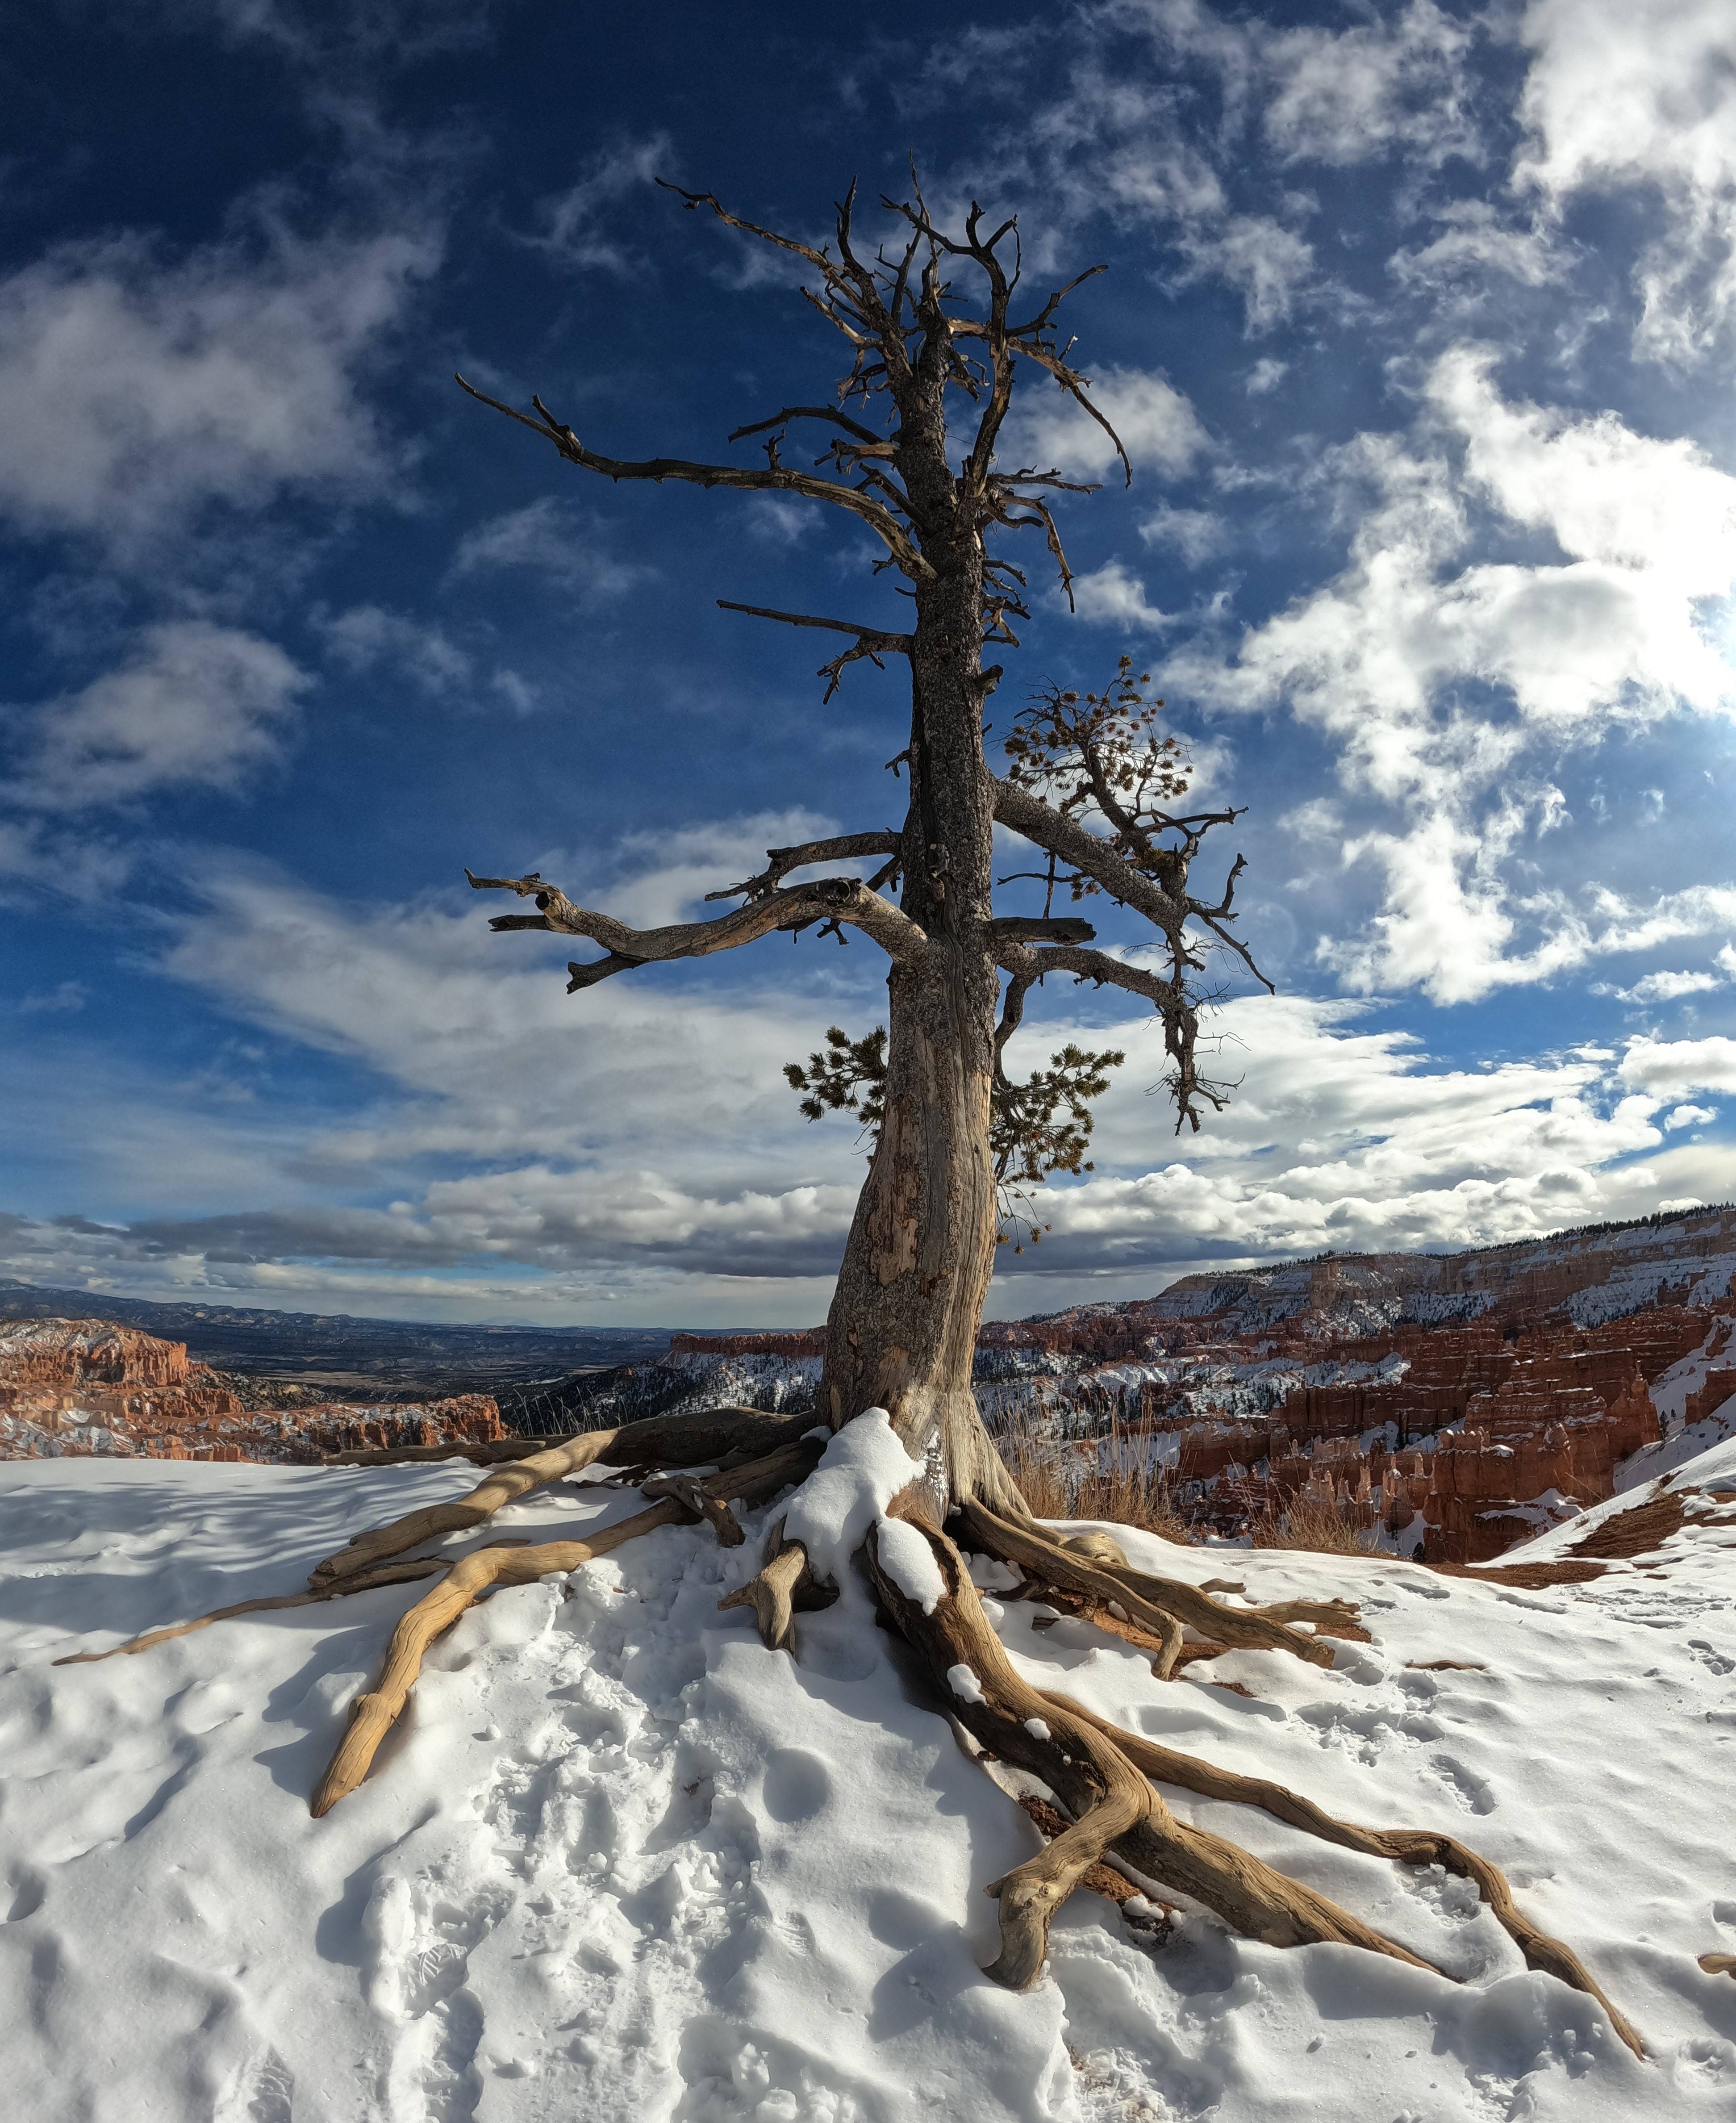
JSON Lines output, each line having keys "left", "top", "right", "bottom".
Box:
{"left": 63, "top": 180, "right": 1643, "bottom": 2055}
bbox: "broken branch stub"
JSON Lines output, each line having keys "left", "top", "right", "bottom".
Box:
{"left": 717, "top": 1516, "right": 839, "bottom": 1651}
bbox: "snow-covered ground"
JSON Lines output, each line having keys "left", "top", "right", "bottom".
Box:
{"left": 3, "top": 1442, "right": 1735, "bottom": 2121}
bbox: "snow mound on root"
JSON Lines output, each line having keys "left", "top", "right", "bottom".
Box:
{"left": 3, "top": 1445, "right": 1736, "bottom": 2118}
{"left": 780, "top": 1407, "right": 923, "bottom": 1584}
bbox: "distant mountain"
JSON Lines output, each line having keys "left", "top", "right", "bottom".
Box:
{"left": 0, "top": 1280, "right": 682, "bottom": 1395}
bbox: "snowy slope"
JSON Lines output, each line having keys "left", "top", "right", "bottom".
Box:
{"left": 2, "top": 1450, "right": 1735, "bottom": 2121}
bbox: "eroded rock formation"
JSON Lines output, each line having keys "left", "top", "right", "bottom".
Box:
{"left": 0, "top": 1320, "right": 502, "bottom": 1464}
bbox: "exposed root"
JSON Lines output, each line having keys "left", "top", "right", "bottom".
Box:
{"left": 717, "top": 1517, "right": 839, "bottom": 1651}
{"left": 51, "top": 1557, "right": 453, "bottom": 1665}
{"left": 1015, "top": 1795, "right": 1176, "bottom": 1932}
{"left": 1016, "top": 1577, "right": 1185, "bottom": 1677}
{"left": 1700, "top": 1953, "right": 1736, "bottom": 1978}
{"left": 311, "top": 1432, "right": 826, "bottom": 1815}
{"left": 1406, "top": 1659, "right": 1487, "bottom": 1672}
{"left": 868, "top": 1516, "right": 1442, "bottom": 1990}
{"left": 1047, "top": 1690, "right": 1646, "bottom": 2059}
{"left": 964, "top": 1501, "right": 1357, "bottom": 1668}
{"left": 309, "top": 1406, "right": 814, "bottom": 1587}
{"left": 312, "top": 1501, "right": 684, "bottom": 1815}
{"left": 643, "top": 1472, "right": 745, "bottom": 1546}
{"left": 984, "top": 1742, "right": 1154, "bottom": 1988}
{"left": 325, "top": 1437, "right": 564, "bottom": 1467}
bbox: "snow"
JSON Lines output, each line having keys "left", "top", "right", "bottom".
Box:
{"left": 779, "top": 1408, "right": 924, "bottom": 1586}
{"left": 3, "top": 1446, "right": 1736, "bottom": 2119}
{"left": 946, "top": 1663, "right": 987, "bottom": 1706}
{"left": 873, "top": 1516, "right": 946, "bottom": 1615}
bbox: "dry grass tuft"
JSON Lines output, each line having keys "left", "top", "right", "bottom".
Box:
{"left": 1249, "top": 1496, "right": 1372, "bottom": 1555}
{"left": 1000, "top": 1411, "right": 1195, "bottom": 1545}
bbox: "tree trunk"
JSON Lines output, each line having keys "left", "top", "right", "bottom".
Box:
{"left": 816, "top": 544, "right": 1024, "bottom": 1520}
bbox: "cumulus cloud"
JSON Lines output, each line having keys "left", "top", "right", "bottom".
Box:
{"left": 530, "top": 134, "right": 672, "bottom": 274}
{"left": 1517, "top": 0, "right": 1736, "bottom": 362}
{"left": 0, "top": 220, "right": 435, "bottom": 558}
{"left": 450, "top": 496, "right": 651, "bottom": 603}
{"left": 998, "top": 364, "right": 1208, "bottom": 482}
{"left": 983, "top": 992, "right": 1691, "bottom": 1286}
{"left": 1068, "top": 560, "right": 1177, "bottom": 630}
{"left": 1618, "top": 1035, "right": 1736, "bottom": 1099}
{"left": 4, "top": 621, "right": 309, "bottom": 811}
{"left": 1174, "top": 214, "right": 1316, "bottom": 335}
{"left": 7, "top": 895, "right": 1717, "bottom": 1313}
{"left": 1607, "top": 967, "right": 1725, "bottom": 1005}
{"left": 1175, "top": 346, "right": 1736, "bottom": 1000}
{"left": 1139, "top": 504, "right": 1232, "bottom": 566}
{"left": 1663, "top": 1103, "right": 1716, "bottom": 1131}
{"left": 1255, "top": 0, "right": 1480, "bottom": 168}
{"left": 318, "top": 604, "right": 473, "bottom": 695}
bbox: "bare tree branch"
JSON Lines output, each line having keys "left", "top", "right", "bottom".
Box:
{"left": 993, "top": 775, "right": 1187, "bottom": 933}
{"left": 453, "top": 375, "right": 930, "bottom": 578}
{"left": 992, "top": 939, "right": 1181, "bottom": 1011}
{"left": 715, "top": 601, "right": 913, "bottom": 702}
{"left": 703, "top": 832, "right": 903, "bottom": 903}
{"left": 985, "top": 915, "right": 1097, "bottom": 945}
{"left": 466, "top": 868, "right": 927, "bottom": 984}
{"left": 727, "top": 405, "right": 886, "bottom": 448}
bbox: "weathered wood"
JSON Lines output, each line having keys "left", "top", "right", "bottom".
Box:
{"left": 309, "top": 1407, "right": 815, "bottom": 1585}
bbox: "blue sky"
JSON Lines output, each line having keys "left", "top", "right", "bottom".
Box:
{"left": 4, "top": 0, "right": 1736, "bottom": 1327}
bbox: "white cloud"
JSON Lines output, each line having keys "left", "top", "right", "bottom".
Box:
{"left": 1517, "top": 0, "right": 1736, "bottom": 362}
{"left": 18, "top": 981, "right": 88, "bottom": 1016}
{"left": 1618, "top": 1035, "right": 1736, "bottom": 1099}
{"left": 1664, "top": 1103, "right": 1716, "bottom": 1131}
{"left": 990, "top": 993, "right": 1690, "bottom": 1282}
{"left": 318, "top": 604, "right": 473, "bottom": 695}
{"left": 4, "top": 622, "right": 308, "bottom": 811}
{"left": 450, "top": 496, "right": 651, "bottom": 603}
{"left": 999, "top": 364, "right": 1208, "bottom": 483}
{"left": 1139, "top": 504, "right": 1232, "bottom": 566}
{"left": 1068, "top": 560, "right": 1176, "bottom": 631}
{"left": 0, "top": 221, "right": 435, "bottom": 557}
{"left": 743, "top": 497, "right": 813, "bottom": 546}
{"left": 1244, "top": 357, "right": 1287, "bottom": 395}
{"left": 1609, "top": 967, "right": 1725, "bottom": 1004}
{"left": 1174, "top": 214, "right": 1315, "bottom": 335}
{"left": 11, "top": 934, "right": 1716, "bottom": 1315}
{"left": 1257, "top": 0, "right": 1479, "bottom": 168}
{"left": 1175, "top": 347, "right": 1736, "bottom": 1000}
{"left": 1389, "top": 201, "right": 1569, "bottom": 300}
{"left": 530, "top": 134, "right": 672, "bottom": 274}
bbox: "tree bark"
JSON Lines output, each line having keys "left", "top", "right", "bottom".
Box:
{"left": 815, "top": 530, "right": 1022, "bottom": 1517}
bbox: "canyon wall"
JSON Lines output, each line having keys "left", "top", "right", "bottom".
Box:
{"left": 0, "top": 1320, "right": 503, "bottom": 1464}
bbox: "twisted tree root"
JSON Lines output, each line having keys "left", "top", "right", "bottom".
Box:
{"left": 325, "top": 1437, "right": 565, "bottom": 1468}
{"left": 963, "top": 1503, "right": 1363, "bottom": 1667}
{"left": 1016, "top": 1576, "right": 1186, "bottom": 1677}
{"left": 643, "top": 1471, "right": 746, "bottom": 1546}
{"left": 309, "top": 1406, "right": 814, "bottom": 1587}
{"left": 50, "top": 1557, "right": 455, "bottom": 1665}
{"left": 1014, "top": 1795, "right": 1175, "bottom": 1929}
{"left": 312, "top": 1433, "right": 826, "bottom": 1815}
{"left": 717, "top": 1517, "right": 839, "bottom": 1650}
{"left": 311, "top": 1501, "right": 685, "bottom": 1815}
{"left": 868, "top": 1516, "right": 1441, "bottom": 1991}
{"left": 1047, "top": 1689, "right": 1646, "bottom": 2059}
